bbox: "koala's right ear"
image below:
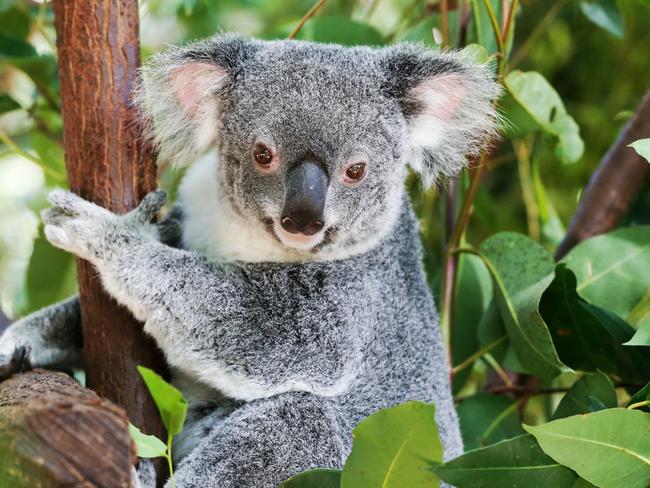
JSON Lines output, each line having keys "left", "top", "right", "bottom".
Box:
{"left": 136, "top": 34, "right": 251, "bottom": 165}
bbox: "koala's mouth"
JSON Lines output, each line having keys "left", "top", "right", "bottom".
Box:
{"left": 268, "top": 217, "right": 325, "bottom": 252}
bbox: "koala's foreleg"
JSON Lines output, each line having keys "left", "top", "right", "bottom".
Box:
{"left": 169, "top": 392, "right": 349, "bottom": 488}
{"left": 0, "top": 296, "right": 82, "bottom": 378}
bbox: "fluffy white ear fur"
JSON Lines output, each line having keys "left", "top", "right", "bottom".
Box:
{"left": 136, "top": 57, "right": 229, "bottom": 166}
{"left": 401, "top": 57, "right": 501, "bottom": 187}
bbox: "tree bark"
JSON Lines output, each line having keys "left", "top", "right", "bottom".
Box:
{"left": 0, "top": 369, "right": 134, "bottom": 487}
{"left": 52, "top": 0, "right": 166, "bottom": 444}
{"left": 556, "top": 91, "right": 650, "bottom": 258}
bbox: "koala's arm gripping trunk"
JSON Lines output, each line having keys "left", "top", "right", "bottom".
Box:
{"left": 52, "top": 0, "right": 167, "bottom": 453}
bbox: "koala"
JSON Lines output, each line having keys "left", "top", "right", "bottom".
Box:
{"left": 0, "top": 35, "right": 499, "bottom": 487}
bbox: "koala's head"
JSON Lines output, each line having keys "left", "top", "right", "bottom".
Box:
{"left": 138, "top": 35, "right": 499, "bottom": 260}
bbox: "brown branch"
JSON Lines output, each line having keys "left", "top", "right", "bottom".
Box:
{"left": 52, "top": 0, "right": 167, "bottom": 471}
{"left": 0, "top": 370, "right": 133, "bottom": 487}
{"left": 289, "top": 0, "right": 327, "bottom": 39}
{"left": 556, "top": 91, "right": 650, "bottom": 259}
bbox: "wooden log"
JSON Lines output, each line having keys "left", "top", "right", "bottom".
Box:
{"left": 556, "top": 91, "right": 650, "bottom": 259}
{"left": 0, "top": 369, "right": 133, "bottom": 487}
{"left": 51, "top": 0, "right": 167, "bottom": 446}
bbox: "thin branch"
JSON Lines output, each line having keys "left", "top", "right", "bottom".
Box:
{"left": 510, "top": 0, "right": 568, "bottom": 69}
{"left": 288, "top": 0, "right": 328, "bottom": 39}
{"left": 0, "top": 129, "right": 65, "bottom": 181}
{"left": 440, "top": 0, "right": 450, "bottom": 46}
{"left": 452, "top": 336, "right": 507, "bottom": 375}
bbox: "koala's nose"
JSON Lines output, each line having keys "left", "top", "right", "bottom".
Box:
{"left": 281, "top": 161, "right": 328, "bottom": 236}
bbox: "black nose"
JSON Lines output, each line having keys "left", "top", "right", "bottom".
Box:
{"left": 281, "top": 160, "right": 328, "bottom": 236}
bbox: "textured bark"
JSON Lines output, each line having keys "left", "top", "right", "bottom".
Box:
{"left": 52, "top": 0, "right": 166, "bottom": 444}
{"left": 0, "top": 369, "right": 134, "bottom": 487}
{"left": 556, "top": 91, "right": 650, "bottom": 258}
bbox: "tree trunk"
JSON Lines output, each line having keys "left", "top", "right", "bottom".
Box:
{"left": 556, "top": 91, "right": 650, "bottom": 259}
{"left": 0, "top": 369, "right": 134, "bottom": 487}
{"left": 52, "top": 0, "right": 166, "bottom": 444}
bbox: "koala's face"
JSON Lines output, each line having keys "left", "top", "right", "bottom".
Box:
{"left": 140, "top": 37, "right": 499, "bottom": 259}
{"left": 217, "top": 44, "right": 410, "bottom": 255}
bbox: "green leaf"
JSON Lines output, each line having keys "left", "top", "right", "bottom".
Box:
{"left": 23, "top": 233, "right": 77, "bottom": 315}
{"left": 0, "top": 34, "right": 57, "bottom": 86}
{"left": 562, "top": 226, "right": 650, "bottom": 328}
{"left": 340, "top": 401, "right": 442, "bottom": 488}
{"left": 479, "top": 232, "right": 568, "bottom": 380}
{"left": 456, "top": 394, "right": 524, "bottom": 450}
{"left": 552, "top": 372, "right": 617, "bottom": 419}
{"left": 629, "top": 138, "right": 650, "bottom": 163}
{"left": 290, "top": 17, "right": 384, "bottom": 46}
{"left": 532, "top": 159, "right": 565, "bottom": 246}
{"left": 469, "top": 0, "right": 503, "bottom": 55}
{"left": 0, "top": 6, "right": 30, "bottom": 40}
{"left": 627, "top": 381, "right": 650, "bottom": 411}
{"left": 504, "top": 71, "right": 584, "bottom": 164}
{"left": 279, "top": 469, "right": 341, "bottom": 488}
{"left": 580, "top": 0, "right": 624, "bottom": 38}
{"left": 540, "top": 265, "right": 650, "bottom": 382}
{"left": 0, "top": 95, "right": 20, "bottom": 114}
{"left": 128, "top": 423, "right": 168, "bottom": 459}
{"left": 434, "top": 434, "right": 579, "bottom": 488}
{"left": 524, "top": 409, "right": 650, "bottom": 488}
{"left": 137, "top": 366, "right": 188, "bottom": 436}
{"left": 452, "top": 253, "right": 493, "bottom": 393}
{"left": 29, "top": 132, "right": 66, "bottom": 186}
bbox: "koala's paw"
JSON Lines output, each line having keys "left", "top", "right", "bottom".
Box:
{"left": 42, "top": 190, "right": 167, "bottom": 262}
{"left": 42, "top": 189, "right": 116, "bottom": 261}
{"left": 0, "top": 345, "right": 32, "bottom": 380}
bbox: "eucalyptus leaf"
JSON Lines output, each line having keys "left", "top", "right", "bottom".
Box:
{"left": 479, "top": 232, "right": 568, "bottom": 380}
{"left": 540, "top": 265, "right": 650, "bottom": 382}
{"left": 23, "top": 233, "right": 77, "bottom": 315}
{"left": 525, "top": 409, "right": 650, "bottom": 488}
{"left": 552, "top": 371, "right": 617, "bottom": 419}
{"left": 129, "top": 423, "right": 167, "bottom": 459}
{"left": 434, "top": 434, "right": 579, "bottom": 488}
{"left": 456, "top": 394, "right": 524, "bottom": 450}
{"left": 580, "top": 0, "right": 624, "bottom": 38}
{"left": 627, "top": 381, "right": 650, "bottom": 411}
{"left": 279, "top": 469, "right": 341, "bottom": 488}
{"left": 629, "top": 138, "right": 650, "bottom": 163}
{"left": 504, "top": 71, "right": 584, "bottom": 164}
{"left": 453, "top": 253, "right": 493, "bottom": 393}
{"left": 0, "top": 94, "right": 20, "bottom": 114}
{"left": 340, "top": 401, "right": 442, "bottom": 488}
{"left": 138, "top": 366, "right": 188, "bottom": 436}
{"left": 562, "top": 226, "right": 650, "bottom": 328}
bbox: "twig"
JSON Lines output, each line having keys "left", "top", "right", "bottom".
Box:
{"left": 452, "top": 336, "right": 507, "bottom": 374}
{"left": 510, "top": 0, "right": 567, "bottom": 69}
{"left": 514, "top": 137, "right": 540, "bottom": 240}
{"left": 440, "top": 0, "right": 450, "bottom": 46}
{"left": 288, "top": 0, "right": 328, "bottom": 39}
{"left": 0, "top": 129, "right": 65, "bottom": 181}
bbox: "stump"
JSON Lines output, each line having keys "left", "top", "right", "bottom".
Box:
{"left": 0, "top": 370, "right": 134, "bottom": 487}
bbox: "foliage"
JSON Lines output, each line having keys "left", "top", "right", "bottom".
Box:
{"left": 1, "top": 1, "right": 649, "bottom": 487}
{"left": 130, "top": 366, "right": 188, "bottom": 487}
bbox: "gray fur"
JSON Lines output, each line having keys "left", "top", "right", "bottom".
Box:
{"left": 0, "top": 36, "right": 501, "bottom": 487}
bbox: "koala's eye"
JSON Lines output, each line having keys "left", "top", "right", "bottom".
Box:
{"left": 345, "top": 162, "right": 367, "bottom": 182}
{"left": 253, "top": 143, "right": 274, "bottom": 167}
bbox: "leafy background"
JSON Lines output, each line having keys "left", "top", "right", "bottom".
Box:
{"left": 1, "top": 0, "right": 650, "bottom": 487}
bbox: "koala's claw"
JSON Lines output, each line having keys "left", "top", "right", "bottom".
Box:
{"left": 134, "top": 190, "right": 167, "bottom": 224}
{"left": 0, "top": 345, "right": 33, "bottom": 380}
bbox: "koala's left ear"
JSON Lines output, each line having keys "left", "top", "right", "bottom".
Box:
{"left": 136, "top": 34, "right": 253, "bottom": 165}
{"left": 381, "top": 45, "right": 501, "bottom": 186}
